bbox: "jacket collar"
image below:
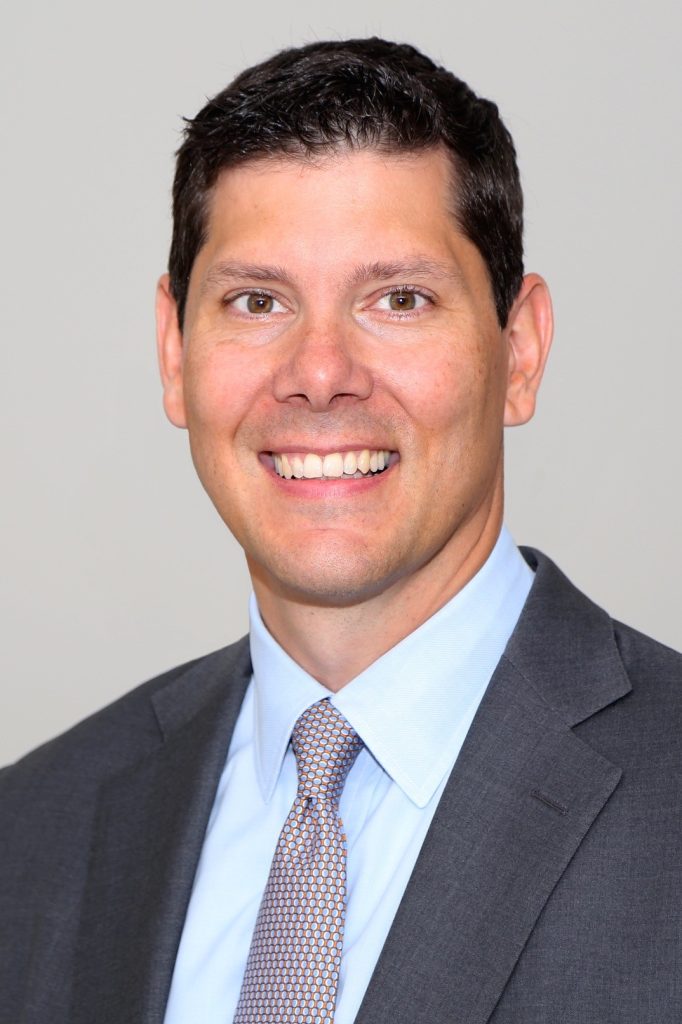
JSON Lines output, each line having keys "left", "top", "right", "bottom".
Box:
{"left": 505, "top": 547, "right": 631, "bottom": 726}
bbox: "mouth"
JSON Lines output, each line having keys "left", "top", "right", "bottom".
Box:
{"left": 268, "top": 448, "right": 396, "bottom": 480}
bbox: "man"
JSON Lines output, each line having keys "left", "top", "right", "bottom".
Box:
{"left": 1, "top": 37, "right": 680, "bottom": 1024}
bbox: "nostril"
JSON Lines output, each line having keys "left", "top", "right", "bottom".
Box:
{"left": 271, "top": 339, "right": 373, "bottom": 409}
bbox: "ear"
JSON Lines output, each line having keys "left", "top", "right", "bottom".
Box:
{"left": 503, "top": 273, "right": 554, "bottom": 427}
{"left": 156, "top": 274, "right": 187, "bottom": 428}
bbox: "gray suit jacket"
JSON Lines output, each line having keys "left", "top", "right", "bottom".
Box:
{"left": 1, "top": 549, "right": 680, "bottom": 1023}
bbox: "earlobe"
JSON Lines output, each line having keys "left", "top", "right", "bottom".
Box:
{"left": 503, "top": 273, "right": 554, "bottom": 427}
{"left": 156, "top": 274, "right": 187, "bottom": 428}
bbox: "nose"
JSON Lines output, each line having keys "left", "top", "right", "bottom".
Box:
{"left": 272, "top": 319, "right": 373, "bottom": 411}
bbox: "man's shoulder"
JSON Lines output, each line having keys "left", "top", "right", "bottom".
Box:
{"left": 521, "top": 545, "right": 681, "bottom": 673}
{"left": 0, "top": 635, "right": 252, "bottom": 985}
{"left": 612, "top": 614, "right": 682, "bottom": 683}
{"left": 0, "top": 635, "right": 251, "bottom": 804}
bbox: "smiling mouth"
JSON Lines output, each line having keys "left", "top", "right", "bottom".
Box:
{"left": 270, "top": 449, "right": 395, "bottom": 480}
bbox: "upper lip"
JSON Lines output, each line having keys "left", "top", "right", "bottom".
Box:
{"left": 264, "top": 444, "right": 395, "bottom": 455}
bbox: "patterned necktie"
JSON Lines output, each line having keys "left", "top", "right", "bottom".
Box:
{"left": 233, "top": 699, "right": 363, "bottom": 1023}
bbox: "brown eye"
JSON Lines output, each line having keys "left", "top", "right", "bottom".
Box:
{"left": 230, "top": 292, "right": 286, "bottom": 316}
{"left": 388, "top": 291, "right": 417, "bottom": 311}
{"left": 246, "top": 293, "right": 274, "bottom": 314}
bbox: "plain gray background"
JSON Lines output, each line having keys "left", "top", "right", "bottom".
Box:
{"left": 2, "top": 0, "right": 680, "bottom": 764}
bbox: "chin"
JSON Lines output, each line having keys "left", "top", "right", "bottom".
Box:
{"left": 250, "top": 544, "right": 408, "bottom": 608}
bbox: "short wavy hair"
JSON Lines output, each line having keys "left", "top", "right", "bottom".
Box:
{"left": 168, "top": 38, "right": 524, "bottom": 328}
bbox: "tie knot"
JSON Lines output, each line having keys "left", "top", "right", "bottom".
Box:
{"left": 291, "top": 700, "right": 363, "bottom": 805}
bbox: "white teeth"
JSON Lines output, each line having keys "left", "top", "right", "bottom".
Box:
{"left": 302, "top": 453, "right": 323, "bottom": 478}
{"left": 357, "top": 449, "right": 371, "bottom": 474}
{"left": 343, "top": 451, "right": 357, "bottom": 475}
{"left": 272, "top": 448, "right": 393, "bottom": 480}
{"left": 322, "top": 453, "right": 344, "bottom": 478}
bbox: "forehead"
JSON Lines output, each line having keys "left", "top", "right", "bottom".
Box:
{"left": 202, "top": 147, "right": 459, "bottom": 247}
{"left": 192, "top": 148, "right": 484, "bottom": 287}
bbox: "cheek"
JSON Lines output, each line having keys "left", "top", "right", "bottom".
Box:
{"left": 182, "top": 344, "right": 266, "bottom": 436}
{"left": 388, "top": 338, "right": 508, "bottom": 470}
{"left": 387, "top": 346, "right": 479, "bottom": 434}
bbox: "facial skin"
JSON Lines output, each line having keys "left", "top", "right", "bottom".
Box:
{"left": 157, "top": 147, "right": 553, "bottom": 687}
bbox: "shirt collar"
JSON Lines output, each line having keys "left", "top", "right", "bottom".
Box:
{"left": 249, "top": 526, "right": 533, "bottom": 807}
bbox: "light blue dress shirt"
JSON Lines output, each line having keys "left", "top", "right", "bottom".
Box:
{"left": 164, "top": 528, "right": 534, "bottom": 1024}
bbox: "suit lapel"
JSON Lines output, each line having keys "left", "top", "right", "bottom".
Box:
{"left": 356, "top": 550, "right": 630, "bottom": 1024}
{"left": 71, "top": 639, "right": 252, "bottom": 1024}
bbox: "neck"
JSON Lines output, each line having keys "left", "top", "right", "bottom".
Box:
{"left": 250, "top": 495, "right": 504, "bottom": 692}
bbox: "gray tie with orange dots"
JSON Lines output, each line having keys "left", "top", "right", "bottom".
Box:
{"left": 233, "top": 699, "right": 363, "bottom": 1023}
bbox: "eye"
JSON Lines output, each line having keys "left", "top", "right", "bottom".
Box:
{"left": 374, "top": 289, "right": 430, "bottom": 313}
{"left": 228, "top": 291, "right": 287, "bottom": 315}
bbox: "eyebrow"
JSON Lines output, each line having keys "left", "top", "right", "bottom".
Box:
{"left": 202, "top": 262, "right": 294, "bottom": 293}
{"left": 201, "top": 256, "right": 461, "bottom": 293}
{"left": 344, "top": 258, "right": 460, "bottom": 287}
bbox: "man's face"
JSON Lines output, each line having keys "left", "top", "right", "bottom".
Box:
{"left": 158, "top": 148, "right": 548, "bottom": 607}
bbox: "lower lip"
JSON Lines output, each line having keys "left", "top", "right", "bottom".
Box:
{"left": 263, "top": 458, "right": 396, "bottom": 498}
